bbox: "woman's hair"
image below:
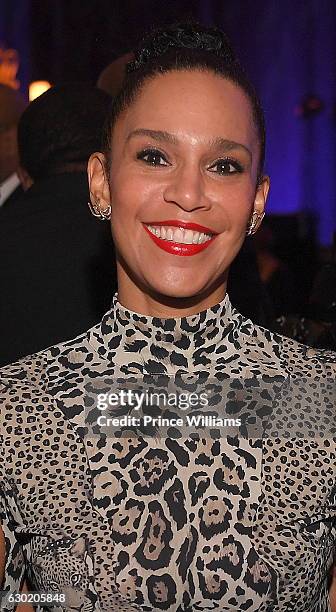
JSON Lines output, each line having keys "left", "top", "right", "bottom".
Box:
{"left": 103, "top": 21, "right": 266, "bottom": 183}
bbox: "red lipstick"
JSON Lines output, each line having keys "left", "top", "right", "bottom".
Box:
{"left": 142, "top": 222, "right": 218, "bottom": 257}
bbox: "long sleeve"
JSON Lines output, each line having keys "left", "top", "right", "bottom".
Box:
{"left": 0, "top": 480, "right": 26, "bottom": 611}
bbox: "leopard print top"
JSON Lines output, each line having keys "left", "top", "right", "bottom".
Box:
{"left": 0, "top": 292, "right": 335, "bottom": 612}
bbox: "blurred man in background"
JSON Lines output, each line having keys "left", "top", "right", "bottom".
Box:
{"left": 0, "top": 83, "right": 117, "bottom": 366}
{"left": 96, "top": 51, "right": 133, "bottom": 96}
{"left": 0, "top": 83, "right": 26, "bottom": 208}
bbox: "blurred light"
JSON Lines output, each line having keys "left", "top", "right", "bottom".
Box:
{"left": 0, "top": 47, "right": 20, "bottom": 89}
{"left": 295, "top": 94, "right": 324, "bottom": 118}
{"left": 29, "top": 80, "right": 51, "bottom": 101}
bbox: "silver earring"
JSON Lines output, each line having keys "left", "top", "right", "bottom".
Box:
{"left": 246, "top": 211, "right": 265, "bottom": 236}
{"left": 87, "top": 198, "right": 111, "bottom": 221}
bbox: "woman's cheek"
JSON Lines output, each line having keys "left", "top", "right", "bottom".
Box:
{"left": 111, "top": 174, "right": 158, "bottom": 217}
{"left": 219, "top": 187, "right": 254, "bottom": 227}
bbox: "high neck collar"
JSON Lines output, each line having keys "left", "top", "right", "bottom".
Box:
{"left": 89, "top": 291, "right": 245, "bottom": 374}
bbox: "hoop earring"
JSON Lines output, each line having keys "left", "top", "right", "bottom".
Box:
{"left": 88, "top": 198, "right": 111, "bottom": 221}
{"left": 246, "top": 211, "right": 265, "bottom": 236}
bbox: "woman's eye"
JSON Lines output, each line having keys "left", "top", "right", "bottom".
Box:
{"left": 209, "top": 159, "right": 243, "bottom": 175}
{"left": 136, "top": 148, "right": 169, "bottom": 166}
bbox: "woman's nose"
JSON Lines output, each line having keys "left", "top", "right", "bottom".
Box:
{"left": 162, "top": 164, "right": 210, "bottom": 211}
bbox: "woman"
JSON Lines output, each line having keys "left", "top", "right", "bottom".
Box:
{"left": 1, "top": 22, "right": 335, "bottom": 612}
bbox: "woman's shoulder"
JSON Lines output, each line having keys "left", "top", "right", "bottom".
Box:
{"left": 0, "top": 348, "right": 49, "bottom": 396}
{"left": 0, "top": 324, "right": 100, "bottom": 396}
{"left": 279, "top": 331, "right": 336, "bottom": 373}
{"left": 244, "top": 313, "right": 336, "bottom": 377}
{"left": 0, "top": 328, "right": 103, "bottom": 468}
{"left": 241, "top": 320, "right": 336, "bottom": 440}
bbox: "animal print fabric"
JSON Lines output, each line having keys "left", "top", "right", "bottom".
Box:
{"left": 0, "top": 291, "right": 335, "bottom": 611}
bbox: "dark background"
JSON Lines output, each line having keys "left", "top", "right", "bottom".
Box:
{"left": 1, "top": 0, "right": 335, "bottom": 247}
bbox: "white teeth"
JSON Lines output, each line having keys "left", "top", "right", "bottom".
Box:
{"left": 146, "top": 224, "right": 213, "bottom": 245}
{"left": 183, "top": 229, "right": 194, "bottom": 244}
{"left": 173, "top": 228, "right": 184, "bottom": 243}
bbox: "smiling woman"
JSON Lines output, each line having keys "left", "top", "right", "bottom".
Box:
{"left": 0, "top": 21, "right": 335, "bottom": 612}
{"left": 88, "top": 26, "right": 268, "bottom": 318}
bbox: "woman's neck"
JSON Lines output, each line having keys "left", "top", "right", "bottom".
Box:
{"left": 116, "top": 269, "right": 228, "bottom": 319}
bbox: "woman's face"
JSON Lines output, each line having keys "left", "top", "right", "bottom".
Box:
{"left": 89, "top": 69, "right": 269, "bottom": 308}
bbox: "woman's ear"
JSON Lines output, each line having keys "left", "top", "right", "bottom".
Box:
{"left": 246, "top": 175, "right": 270, "bottom": 235}
{"left": 87, "top": 152, "right": 111, "bottom": 213}
{"left": 253, "top": 175, "right": 270, "bottom": 217}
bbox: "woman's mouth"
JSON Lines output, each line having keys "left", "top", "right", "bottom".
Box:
{"left": 142, "top": 223, "right": 218, "bottom": 256}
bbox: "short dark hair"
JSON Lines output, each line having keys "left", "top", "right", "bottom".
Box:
{"left": 103, "top": 22, "right": 266, "bottom": 183}
{"left": 18, "top": 83, "right": 112, "bottom": 180}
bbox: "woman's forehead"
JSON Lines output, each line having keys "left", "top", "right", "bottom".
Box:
{"left": 114, "top": 69, "right": 257, "bottom": 151}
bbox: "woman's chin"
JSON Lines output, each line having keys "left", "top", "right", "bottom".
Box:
{"left": 145, "top": 278, "right": 211, "bottom": 301}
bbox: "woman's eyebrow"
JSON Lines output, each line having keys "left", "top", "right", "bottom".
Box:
{"left": 126, "top": 128, "right": 178, "bottom": 145}
{"left": 126, "top": 128, "right": 252, "bottom": 160}
{"left": 209, "top": 136, "right": 252, "bottom": 161}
